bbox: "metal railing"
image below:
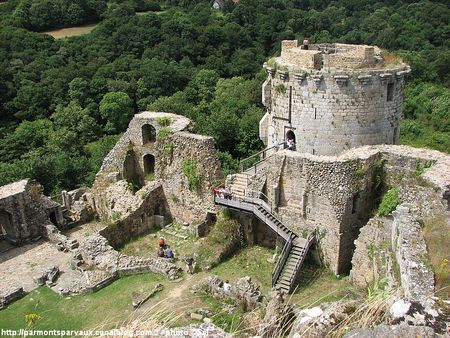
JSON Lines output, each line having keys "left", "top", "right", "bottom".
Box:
{"left": 271, "top": 233, "right": 293, "bottom": 286}
{"left": 239, "top": 143, "right": 285, "bottom": 174}
{"left": 285, "top": 232, "right": 316, "bottom": 293}
{"left": 214, "top": 193, "right": 290, "bottom": 241}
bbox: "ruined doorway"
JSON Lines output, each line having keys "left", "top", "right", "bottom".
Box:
{"left": 49, "top": 211, "right": 57, "bottom": 225}
{"left": 142, "top": 124, "right": 156, "bottom": 144}
{"left": 0, "top": 210, "right": 14, "bottom": 242}
{"left": 143, "top": 154, "right": 155, "bottom": 177}
{"left": 286, "top": 130, "right": 296, "bottom": 150}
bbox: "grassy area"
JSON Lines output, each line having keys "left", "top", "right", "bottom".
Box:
{"left": 200, "top": 294, "right": 247, "bottom": 334}
{"left": 0, "top": 244, "right": 359, "bottom": 335}
{"left": 43, "top": 24, "right": 97, "bottom": 39}
{"left": 0, "top": 274, "right": 165, "bottom": 334}
{"left": 289, "top": 263, "right": 363, "bottom": 308}
{"left": 211, "top": 245, "right": 275, "bottom": 293}
{"left": 121, "top": 220, "right": 242, "bottom": 272}
{"left": 423, "top": 215, "right": 450, "bottom": 298}
{"left": 119, "top": 224, "right": 200, "bottom": 260}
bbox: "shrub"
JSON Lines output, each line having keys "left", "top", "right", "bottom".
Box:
{"left": 182, "top": 159, "right": 201, "bottom": 191}
{"left": 163, "top": 143, "right": 174, "bottom": 156}
{"left": 156, "top": 127, "right": 172, "bottom": 142}
{"left": 377, "top": 187, "right": 400, "bottom": 216}
{"left": 155, "top": 117, "right": 172, "bottom": 127}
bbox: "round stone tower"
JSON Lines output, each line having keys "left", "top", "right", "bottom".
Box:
{"left": 259, "top": 40, "right": 410, "bottom": 156}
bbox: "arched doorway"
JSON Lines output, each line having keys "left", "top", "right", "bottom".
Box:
{"left": 142, "top": 124, "right": 156, "bottom": 144}
{"left": 286, "top": 130, "right": 296, "bottom": 150}
{"left": 143, "top": 154, "right": 155, "bottom": 178}
{"left": 0, "top": 210, "right": 14, "bottom": 242}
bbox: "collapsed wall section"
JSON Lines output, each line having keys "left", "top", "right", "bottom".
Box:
{"left": 157, "top": 131, "right": 221, "bottom": 223}
{"left": 0, "top": 180, "right": 64, "bottom": 245}
{"left": 92, "top": 112, "right": 221, "bottom": 229}
{"left": 349, "top": 145, "right": 450, "bottom": 302}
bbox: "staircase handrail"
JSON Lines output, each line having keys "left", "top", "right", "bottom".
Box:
{"left": 271, "top": 232, "right": 293, "bottom": 286}
{"left": 239, "top": 143, "right": 285, "bottom": 173}
{"left": 286, "top": 233, "right": 316, "bottom": 292}
{"left": 244, "top": 189, "right": 272, "bottom": 212}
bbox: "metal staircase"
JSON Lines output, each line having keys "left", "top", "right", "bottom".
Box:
{"left": 214, "top": 193, "right": 315, "bottom": 293}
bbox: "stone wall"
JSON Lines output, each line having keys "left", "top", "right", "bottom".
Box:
{"left": 98, "top": 182, "right": 171, "bottom": 248}
{"left": 246, "top": 145, "right": 450, "bottom": 275}
{"left": 157, "top": 131, "right": 221, "bottom": 224}
{"left": 257, "top": 150, "right": 381, "bottom": 273}
{"left": 77, "top": 233, "right": 180, "bottom": 287}
{"left": 92, "top": 112, "right": 221, "bottom": 227}
{"left": 0, "top": 180, "right": 64, "bottom": 245}
{"left": 392, "top": 206, "right": 435, "bottom": 305}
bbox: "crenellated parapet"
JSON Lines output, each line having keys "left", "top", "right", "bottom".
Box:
{"left": 260, "top": 40, "right": 410, "bottom": 156}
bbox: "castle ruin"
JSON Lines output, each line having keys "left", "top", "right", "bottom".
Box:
{"left": 0, "top": 42, "right": 449, "bottom": 336}
{"left": 260, "top": 40, "right": 410, "bottom": 155}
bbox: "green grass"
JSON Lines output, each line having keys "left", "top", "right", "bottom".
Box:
{"left": 200, "top": 294, "right": 246, "bottom": 334}
{"left": 211, "top": 245, "right": 275, "bottom": 293}
{"left": 0, "top": 274, "right": 165, "bottom": 334}
{"left": 119, "top": 225, "right": 198, "bottom": 261}
{"left": 289, "top": 263, "right": 363, "bottom": 308}
{"left": 377, "top": 187, "right": 400, "bottom": 216}
{"left": 422, "top": 215, "right": 450, "bottom": 298}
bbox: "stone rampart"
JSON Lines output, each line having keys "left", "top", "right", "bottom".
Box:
{"left": 392, "top": 206, "right": 435, "bottom": 305}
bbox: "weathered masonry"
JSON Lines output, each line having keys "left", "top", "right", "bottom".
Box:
{"left": 260, "top": 40, "right": 410, "bottom": 156}
{"left": 0, "top": 180, "right": 64, "bottom": 245}
{"left": 92, "top": 112, "right": 221, "bottom": 231}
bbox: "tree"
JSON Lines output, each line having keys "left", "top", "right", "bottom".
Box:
{"left": 99, "top": 91, "right": 133, "bottom": 134}
{"left": 51, "top": 101, "right": 101, "bottom": 144}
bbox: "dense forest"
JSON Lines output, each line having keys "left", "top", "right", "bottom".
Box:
{"left": 0, "top": 0, "right": 448, "bottom": 194}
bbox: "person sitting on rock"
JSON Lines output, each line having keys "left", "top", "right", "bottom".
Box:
{"left": 159, "top": 236, "right": 165, "bottom": 249}
{"left": 164, "top": 246, "right": 174, "bottom": 259}
{"left": 156, "top": 247, "right": 164, "bottom": 258}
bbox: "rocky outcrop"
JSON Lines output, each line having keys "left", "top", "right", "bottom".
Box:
{"left": 346, "top": 323, "right": 437, "bottom": 338}
{"left": 0, "top": 287, "right": 26, "bottom": 309}
{"left": 259, "top": 290, "right": 295, "bottom": 338}
{"left": 196, "top": 275, "right": 263, "bottom": 310}
{"left": 289, "top": 300, "right": 361, "bottom": 338}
